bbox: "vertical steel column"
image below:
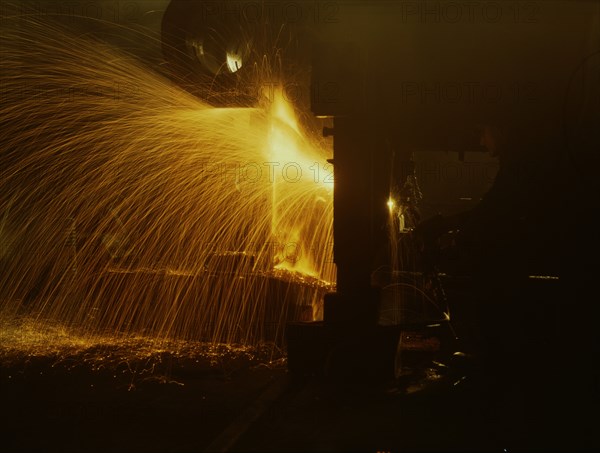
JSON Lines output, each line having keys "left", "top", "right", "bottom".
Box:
{"left": 311, "top": 42, "right": 381, "bottom": 328}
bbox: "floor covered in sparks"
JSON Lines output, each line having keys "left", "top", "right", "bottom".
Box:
{"left": 2, "top": 315, "right": 597, "bottom": 453}
{"left": 0, "top": 333, "right": 285, "bottom": 452}
{"left": 0, "top": 277, "right": 596, "bottom": 452}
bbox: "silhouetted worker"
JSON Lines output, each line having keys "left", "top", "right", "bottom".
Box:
{"left": 415, "top": 122, "right": 547, "bottom": 271}
{"left": 414, "top": 118, "right": 562, "bottom": 448}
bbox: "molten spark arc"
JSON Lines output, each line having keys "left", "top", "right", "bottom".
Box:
{"left": 0, "top": 14, "right": 334, "bottom": 353}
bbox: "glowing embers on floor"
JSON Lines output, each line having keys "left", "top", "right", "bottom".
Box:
{"left": 0, "top": 317, "right": 285, "bottom": 389}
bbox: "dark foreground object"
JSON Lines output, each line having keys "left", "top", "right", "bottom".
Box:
{"left": 2, "top": 276, "right": 598, "bottom": 452}
{"left": 1, "top": 344, "right": 598, "bottom": 452}
{"left": 0, "top": 348, "right": 284, "bottom": 453}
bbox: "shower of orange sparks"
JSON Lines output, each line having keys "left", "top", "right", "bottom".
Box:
{"left": 0, "top": 14, "right": 334, "bottom": 348}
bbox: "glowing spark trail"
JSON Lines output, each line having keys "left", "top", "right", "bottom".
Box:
{"left": 0, "top": 14, "right": 334, "bottom": 352}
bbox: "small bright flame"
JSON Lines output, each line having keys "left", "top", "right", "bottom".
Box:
{"left": 226, "top": 52, "right": 243, "bottom": 73}
{"left": 387, "top": 197, "right": 395, "bottom": 212}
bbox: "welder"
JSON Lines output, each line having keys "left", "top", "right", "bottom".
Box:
{"left": 414, "top": 116, "right": 562, "bottom": 446}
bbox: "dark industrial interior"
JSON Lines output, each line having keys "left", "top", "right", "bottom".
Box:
{"left": 1, "top": 0, "right": 599, "bottom": 452}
